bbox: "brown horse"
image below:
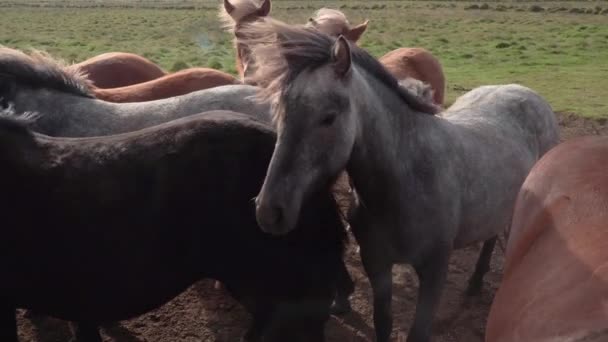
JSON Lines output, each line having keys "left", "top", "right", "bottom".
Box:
{"left": 69, "top": 52, "right": 166, "bottom": 89}
{"left": 485, "top": 135, "right": 608, "bottom": 342}
{"left": 377, "top": 48, "right": 445, "bottom": 106}
{"left": 305, "top": 8, "right": 369, "bottom": 43}
{"left": 306, "top": 8, "right": 446, "bottom": 106}
{"left": 91, "top": 67, "right": 240, "bottom": 103}
{"left": 219, "top": 0, "right": 271, "bottom": 81}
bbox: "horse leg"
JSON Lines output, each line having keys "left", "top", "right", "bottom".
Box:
{"left": 0, "top": 305, "right": 17, "bottom": 342}
{"left": 407, "top": 248, "right": 450, "bottom": 342}
{"left": 70, "top": 322, "right": 102, "bottom": 342}
{"left": 330, "top": 259, "right": 354, "bottom": 315}
{"left": 362, "top": 258, "right": 393, "bottom": 342}
{"left": 466, "top": 236, "right": 497, "bottom": 296}
{"left": 242, "top": 307, "right": 272, "bottom": 342}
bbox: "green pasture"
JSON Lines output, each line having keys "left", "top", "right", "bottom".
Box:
{"left": 1, "top": 1, "right": 607, "bottom": 118}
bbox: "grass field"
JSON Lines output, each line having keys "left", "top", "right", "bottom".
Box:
{"left": 1, "top": 1, "right": 607, "bottom": 118}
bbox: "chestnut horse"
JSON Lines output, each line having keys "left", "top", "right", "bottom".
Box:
{"left": 485, "top": 135, "right": 608, "bottom": 342}
{"left": 69, "top": 52, "right": 166, "bottom": 88}
{"left": 376, "top": 48, "right": 445, "bottom": 106}
{"left": 91, "top": 67, "right": 240, "bottom": 103}
{"left": 306, "top": 8, "right": 446, "bottom": 106}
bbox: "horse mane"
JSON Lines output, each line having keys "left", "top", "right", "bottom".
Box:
{"left": 0, "top": 46, "right": 94, "bottom": 98}
{"left": 398, "top": 77, "right": 436, "bottom": 105}
{"left": 218, "top": 0, "right": 264, "bottom": 32}
{"left": 0, "top": 105, "right": 40, "bottom": 138}
{"left": 239, "top": 17, "right": 442, "bottom": 121}
{"left": 305, "top": 8, "right": 352, "bottom": 37}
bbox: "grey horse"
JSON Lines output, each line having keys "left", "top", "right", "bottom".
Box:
{"left": 0, "top": 47, "right": 270, "bottom": 136}
{"left": 240, "top": 18, "right": 560, "bottom": 342}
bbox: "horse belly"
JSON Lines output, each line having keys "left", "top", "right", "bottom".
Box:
{"left": 9, "top": 270, "right": 197, "bottom": 322}
{"left": 453, "top": 144, "right": 536, "bottom": 248}
{"left": 1, "top": 236, "right": 200, "bottom": 322}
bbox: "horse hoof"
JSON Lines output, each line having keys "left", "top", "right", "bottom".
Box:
{"left": 330, "top": 299, "right": 352, "bottom": 316}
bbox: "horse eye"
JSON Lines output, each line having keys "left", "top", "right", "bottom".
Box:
{"left": 320, "top": 113, "right": 337, "bottom": 126}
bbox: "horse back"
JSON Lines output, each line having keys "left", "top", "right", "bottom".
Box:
{"left": 445, "top": 84, "right": 559, "bottom": 158}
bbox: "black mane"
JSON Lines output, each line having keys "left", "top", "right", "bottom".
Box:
{"left": 0, "top": 47, "right": 93, "bottom": 98}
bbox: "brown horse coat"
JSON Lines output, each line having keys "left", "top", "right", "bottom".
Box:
{"left": 92, "top": 67, "right": 240, "bottom": 103}
{"left": 485, "top": 136, "right": 608, "bottom": 342}
{"left": 379, "top": 48, "right": 445, "bottom": 106}
{"left": 70, "top": 52, "right": 166, "bottom": 88}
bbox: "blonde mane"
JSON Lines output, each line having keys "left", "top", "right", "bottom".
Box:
{"left": 218, "top": 0, "right": 265, "bottom": 32}
{"left": 0, "top": 46, "right": 93, "bottom": 98}
{"left": 306, "top": 8, "right": 351, "bottom": 37}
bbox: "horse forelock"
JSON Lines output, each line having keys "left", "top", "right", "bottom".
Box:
{"left": 218, "top": 0, "right": 265, "bottom": 32}
{"left": 306, "top": 8, "right": 351, "bottom": 37}
{"left": 238, "top": 17, "right": 441, "bottom": 123}
{"left": 0, "top": 46, "right": 94, "bottom": 98}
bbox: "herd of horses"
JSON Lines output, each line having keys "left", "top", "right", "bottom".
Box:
{"left": 0, "top": 0, "right": 606, "bottom": 341}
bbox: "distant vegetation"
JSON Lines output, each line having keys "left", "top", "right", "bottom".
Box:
{"left": 1, "top": 1, "right": 607, "bottom": 118}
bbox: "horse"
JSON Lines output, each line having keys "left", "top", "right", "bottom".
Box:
{"left": 377, "top": 48, "right": 445, "bottom": 106}
{"left": 306, "top": 8, "right": 446, "bottom": 106}
{"left": 219, "top": 0, "right": 271, "bottom": 81}
{"left": 0, "top": 44, "right": 354, "bottom": 320}
{"left": 485, "top": 136, "right": 608, "bottom": 342}
{"left": 239, "top": 18, "right": 560, "bottom": 342}
{"left": 0, "top": 108, "right": 347, "bottom": 342}
{"left": 0, "top": 47, "right": 270, "bottom": 137}
{"left": 68, "top": 52, "right": 166, "bottom": 88}
{"left": 305, "top": 8, "right": 369, "bottom": 43}
{"left": 91, "top": 67, "right": 241, "bottom": 103}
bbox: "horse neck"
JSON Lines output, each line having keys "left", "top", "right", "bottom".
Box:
{"left": 15, "top": 88, "right": 125, "bottom": 135}
{"left": 234, "top": 39, "right": 245, "bottom": 81}
{"left": 347, "top": 68, "right": 440, "bottom": 210}
{"left": 17, "top": 88, "right": 192, "bottom": 136}
{"left": 0, "top": 128, "right": 45, "bottom": 178}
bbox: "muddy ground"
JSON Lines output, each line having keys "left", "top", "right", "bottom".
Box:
{"left": 16, "top": 112, "right": 608, "bottom": 342}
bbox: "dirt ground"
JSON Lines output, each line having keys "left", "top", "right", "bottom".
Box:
{"left": 16, "top": 112, "right": 608, "bottom": 342}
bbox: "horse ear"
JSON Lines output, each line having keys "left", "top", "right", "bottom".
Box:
{"left": 256, "top": 0, "right": 271, "bottom": 17}
{"left": 344, "top": 19, "right": 369, "bottom": 42}
{"left": 331, "top": 36, "right": 352, "bottom": 77}
{"left": 223, "top": 0, "right": 235, "bottom": 14}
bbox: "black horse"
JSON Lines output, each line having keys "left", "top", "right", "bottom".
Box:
{"left": 0, "top": 109, "right": 348, "bottom": 342}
